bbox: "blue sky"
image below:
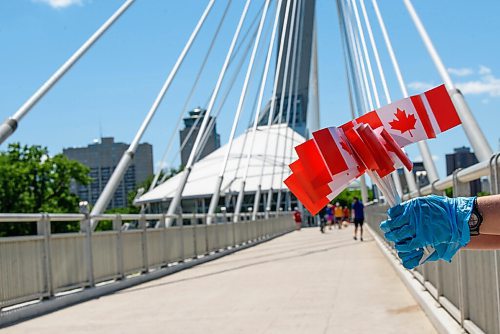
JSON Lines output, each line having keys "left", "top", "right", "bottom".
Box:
{"left": 1, "top": 0, "right": 499, "bottom": 179}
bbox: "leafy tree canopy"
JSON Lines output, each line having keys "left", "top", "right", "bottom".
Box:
{"left": 330, "top": 188, "right": 374, "bottom": 208}
{"left": 0, "top": 143, "right": 91, "bottom": 236}
{"left": 0, "top": 143, "right": 90, "bottom": 213}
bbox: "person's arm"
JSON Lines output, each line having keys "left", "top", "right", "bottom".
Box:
{"left": 467, "top": 235, "right": 500, "bottom": 250}
{"left": 465, "top": 195, "right": 500, "bottom": 249}
{"left": 476, "top": 195, "right": 500, "bottom": 235}
{"left": 381, "top": 194, "right": 500, "bottom": 268}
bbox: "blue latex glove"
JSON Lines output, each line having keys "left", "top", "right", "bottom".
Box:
{"left": 380, "top": 195, "right": 474, "bottom": 269}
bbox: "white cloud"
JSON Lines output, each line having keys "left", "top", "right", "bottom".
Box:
{"left": 409, "top": 65, "right": 500, "bottom": 97}
{"left": 33, "top": 0, "right": 83, "bottom": 9}
{"left": 407, "top": 81, "right": 435, "bottom": 91}
{"left": 448, "top": 67, "right": 474, "bottom": 77}
{"left": 479, "top": 65, "right": 492, "bottom": 75}
{"left": 456, "top": 75, "right": 500, "bottom": 96}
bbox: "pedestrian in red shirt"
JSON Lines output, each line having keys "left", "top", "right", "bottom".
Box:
{"left": 293, "top": 207, "right": 302, "bottom": 231}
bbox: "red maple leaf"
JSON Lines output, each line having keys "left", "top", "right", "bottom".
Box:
{"left": 389, "top": 108, "right": 417, "bottom": 137}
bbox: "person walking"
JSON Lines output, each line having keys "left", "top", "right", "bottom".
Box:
{"left": 293, "top": 207, "right": 302, "bottom": 231}
{"left": 320, "top": 212, "right": 327, "bottom": 233}
{"left": 326, "top": 204, "right": 334, "bottom": 230}
{"left": 342, "top": 206, "right": 350, "bottom": 228}
{"left": 334, "top": 202, "right": 343, "bottom": 229}
{"left": 352, "top": 197, "right": 365, "bottom": 241}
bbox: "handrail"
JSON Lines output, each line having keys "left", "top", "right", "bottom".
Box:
{"left": 0, "top": 211, "right": 291, "bottom": 224}
{"left": 403, "top": 157, "right": 494, "bottom": 200}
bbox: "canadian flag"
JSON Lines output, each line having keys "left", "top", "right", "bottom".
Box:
{"left": 341, "top": 85, "right": 461, "bottom": 147}
{"left": 284, "top": 127, "right": 364, "bottom": 213}
{"left": 284, "top": 84, "right": 461, "bottom": 214}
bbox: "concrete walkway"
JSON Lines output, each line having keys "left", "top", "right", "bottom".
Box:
{"left": 5, "top": 226, "right": 436, "bottom": 334}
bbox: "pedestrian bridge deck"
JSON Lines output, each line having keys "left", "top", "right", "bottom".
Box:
{"left": 4, "top": 227, "right": 435, "bottom": 334}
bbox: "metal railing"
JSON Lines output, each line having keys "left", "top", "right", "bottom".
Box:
{"left": 0, "top": 211, "right": 294, "bottom": 314}
{"left": 366, "top": 152, "right": 500, "bottom": 334}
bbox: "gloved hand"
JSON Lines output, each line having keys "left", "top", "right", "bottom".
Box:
{"left": 380, "top": 195, "right": 474, "bottom": 269}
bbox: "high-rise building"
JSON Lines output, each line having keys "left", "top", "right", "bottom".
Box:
{"left": 398, "top": 162, "right": 430, "bottom": 194}
{"left": 180, "top": 107, "right": 220, "bottom": 166}
{"left": 446, "top": 146, "right": 481, "bottom": 195}
{"left": 63, "top": 137, "right": 153, "bottom": 209}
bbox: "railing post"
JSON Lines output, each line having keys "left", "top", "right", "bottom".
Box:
{"left": 489, "top": 153, "right": 500, "bottom": 195}
{"left": 191, "top": 213, "right": 197, "bottom": 257}
{"left": 231, "top": 214, "right": 236, "bottom": 248}
{"left": 204, "top": 215, "right": 209, "bottom": 254}
{"left": 436, "top": 261, "right": 443, "bottom": 299}
{"left": 139, "top": 214, "right": 148, "bottom": 273}
{"left": 489, "top": 153, "right": 500, "bottom": 333}
{"left": 160, "top": 214, "right": 167, "bottom": 267}
{"left": 177, "top": 214, "right": 185, "bottom": 261}
{"left": 113, "top": 214, "right": 124, "bottom": 279}
{"left": 79, "top": 202, "right": 94, "bottom": 288}
{"left": 457, "top": 251, "right": 469, "bottom": 327}
{"left": 452, "top": 168, "right": 470, "bottom": 197}
{"left": 222, "top": 210, "right": 228, "bottom": 249}
{"left": 452, "top": 169, "right": 470, "bottom": 327}
{"left": 37, "top": 213, "right": 53, "bottom": 298}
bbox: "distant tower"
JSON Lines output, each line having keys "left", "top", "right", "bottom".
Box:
{"left": 258, "top": 0, "right": 317, "bottom": 137}
{"left": 398, "top": 162, "right": 429, "bottom": 193}
{"left": 446, "top": 146, "right": 481, "bottom": 195}
{"left": 180, "top": 107, "right": 220, "bottom": 166}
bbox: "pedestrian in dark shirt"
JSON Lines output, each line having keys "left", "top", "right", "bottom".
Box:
{"left": 352, "top": 197, "right": 365, "bottom": 241}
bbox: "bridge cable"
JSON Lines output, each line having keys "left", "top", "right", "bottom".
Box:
{"left": 152, "top": 1, "right": 266, "bottom": 188}
{"left": 369, "top": 0, "right": 440, "bottom": 184}
{"left": 336, "top": 0, "right": 370, "bottom": 204}
{"left": 0, "top": 0, "right": 135, "bottom": 145}
{"left": 233, "top": 0, "right": 293, "bottom": 220}
{"left": 232, "top": 0, "right": 286, "bottom": 220}
{"left": 243, "top": 0, "right": 291, "bottom": 219}
{"left": 350, "top": 0, "right": 403, "bottom": 198}
{"left": 90, "top": 0, "right": 216, "bottom": 219}
{"left": 274, "top": 0, "right": 304, "bottom": 216}
{"left": 342, "top": 0, "right": 400, "bottom": 204}
{"left": 339, "top": 0, "right": 387, "bottom": 202}
{"left": 190, "top": 21, "right": 265, "bottom": 165}
{"left": 157, "top": 3, "right": 264, "bottom": 185}
{"left": 149, "top": 0, "right": 233, "bottom": 191}
{"left": 263, "top": 0, "right": 299, "bottom": 217}
{"left": 220, "top": 22, "right": 274, "bottom": 201}
{"left": 216, "top": 0, "right": 281, "bottom": 220}
{"left": 205, "top": 0, "right": 272, "bottom": 224}
{"left": 279, "top": 0, "right": 306, "bottom": 213}
{"left": 165, "top": 0, "right": 253, "bottom": 225}
{"left": 248, "top": 0, "right": 293, "bottom": 219}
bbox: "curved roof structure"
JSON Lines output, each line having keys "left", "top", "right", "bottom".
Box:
{"left": 136, "top": 124, "right": 305, "bottom": 204}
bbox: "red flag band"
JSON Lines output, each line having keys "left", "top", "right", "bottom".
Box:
{"left": 285, "top": 84, "right": 460, "bottom": 215}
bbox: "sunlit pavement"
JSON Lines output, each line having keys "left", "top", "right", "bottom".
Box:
{"left": 4, "top": 225, "right": 436, "bottom": 334}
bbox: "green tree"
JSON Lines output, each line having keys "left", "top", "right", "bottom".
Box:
{"left": 0, "top": 143, "right": 90, "bottom": 236}
{"left": 97, "top": 167, "right": 181, "bottom": 231}
{"left": 103, "top": 167, "right": 181, "bottom": 215}
{"left": 331, "top": 188, "right": 374, "bottom": 208}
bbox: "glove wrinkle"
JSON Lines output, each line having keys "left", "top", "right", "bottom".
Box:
{"left": 380, "top": 195, "right": 476, "bottom": 269}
